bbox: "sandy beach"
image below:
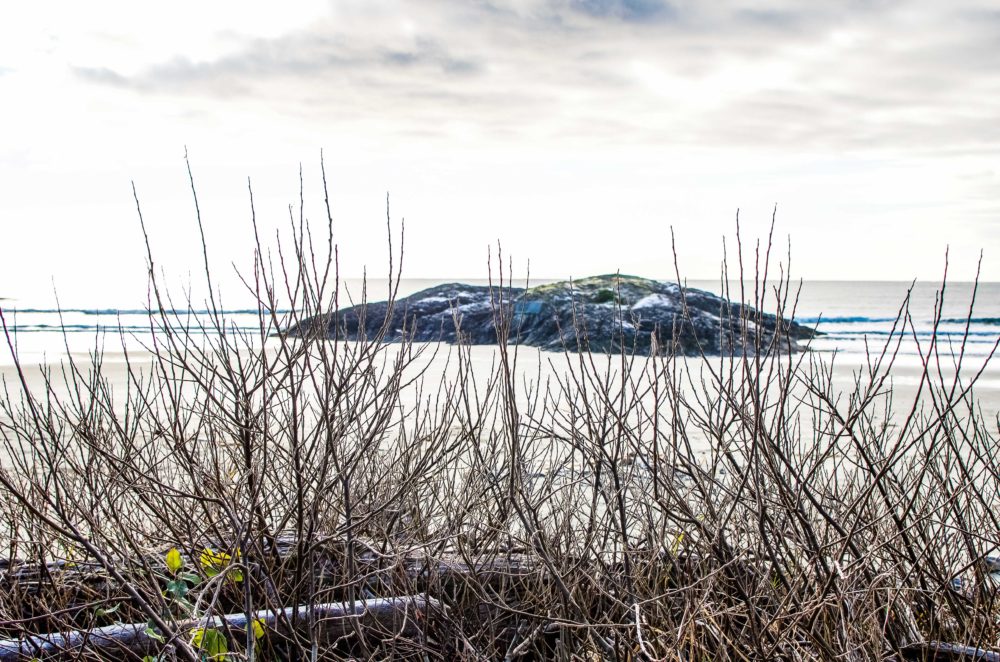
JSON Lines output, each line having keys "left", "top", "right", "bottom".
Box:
{"left": 4, "top": 342, "right": 997, "bottom": 444}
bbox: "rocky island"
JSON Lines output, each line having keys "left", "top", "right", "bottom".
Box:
{"left": 290, "top": 274, "right": 817, "bottom": 355}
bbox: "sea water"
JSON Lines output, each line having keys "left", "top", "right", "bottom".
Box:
{"left": 2, "top": 279, "right": 997, "bottom": 363}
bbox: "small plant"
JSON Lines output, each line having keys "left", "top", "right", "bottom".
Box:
{"left": 592, "top": 287, "right": 616, "bottom": 304}
{"left": 161, "top": 548, "right": 201, "bottom": 613}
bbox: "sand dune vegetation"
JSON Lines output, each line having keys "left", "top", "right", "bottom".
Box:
{"left": 1, "top": 174, "right": 999, "bottom": 661}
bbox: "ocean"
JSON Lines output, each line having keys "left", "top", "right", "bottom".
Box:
{"left": 1, "top": 279, "right": 998, "bottom": 367}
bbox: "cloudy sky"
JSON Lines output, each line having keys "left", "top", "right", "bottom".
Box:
{"left": 1, "top": 0, "right": 998, "bottom": 305}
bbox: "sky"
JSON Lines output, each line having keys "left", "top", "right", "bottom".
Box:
{"left": 1, "top": 0, "right": 999, "bottom": 306}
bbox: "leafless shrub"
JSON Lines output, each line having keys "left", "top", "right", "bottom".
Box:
{"left": 0, "top": 162, "right": 998, "bottom": 661}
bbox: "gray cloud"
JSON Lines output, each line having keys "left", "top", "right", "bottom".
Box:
{"left": 569, "top": 0, "right": 676, "bottom": 22}
{"left": 76, "top": 32, "right": 481, "bottom": 93}
{"left": 74, "top": 65, "right": 132, "bottom": 86}
{"left": 70, "top": 1, "right": 1000, "bottom": 156}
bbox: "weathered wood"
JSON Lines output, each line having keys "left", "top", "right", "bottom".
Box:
{"left": 900, "top": 642, "right": 1000, "bottom": 662}
{"left": 0, "top": 595, "right": 437, "bottom": 661}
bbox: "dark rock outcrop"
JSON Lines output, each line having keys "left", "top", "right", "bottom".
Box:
{"left": 288, "top": 275, "right": 818, "bottom": 355}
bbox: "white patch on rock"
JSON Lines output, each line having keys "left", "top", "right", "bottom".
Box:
{"left": 631, "top": 293, "right": 676, "bottom": 311}
{"left": 457, "top": 301, "right": 492, "bottom": 313}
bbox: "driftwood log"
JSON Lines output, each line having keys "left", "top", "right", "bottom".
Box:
{"left": 5, "top": 549, "right": 1000, "bottom": 660}
{"left": 898, "top": 642, "right": 1000, "bottom": 662}
{"left": 0, "top": 595, "right": 437, "bottom": 661}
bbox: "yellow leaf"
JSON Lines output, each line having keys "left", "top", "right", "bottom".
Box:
{"left": 165, "top": 548, "right": 183, "bottom": 574}
{"left": 671, "top": 532, "right": 684, "bottom": 556}
{"left": 199, "top": 548, "right": 230, "bottom": 577}
{"left": 251, "top": 617, "right": 266, "bottom": 639}
{"left": 190, "top": 627, "right": 228, "bottom": 660}
{"left": 200, "top": 548, "right": 243, "bottom": 582}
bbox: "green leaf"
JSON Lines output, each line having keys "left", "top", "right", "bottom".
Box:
{"left": 166, "top": 579, "right": 189, "bottom": 599}
{"left": 95, "top": 602, "right": 122, "bottom": 619}
{"left": 180, "top": 572, "right": 202, "bottom": 586}
{"left": 173, "top": 595, "right": 195, "bottom": 613}
{"left": 144, "top": 625, "right": 165, "bottom": 643}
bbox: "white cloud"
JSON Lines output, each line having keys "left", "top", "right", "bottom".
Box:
{"left": 48, "top": 2, "right": 1000, "bottom": 153}
{"left": 0, "top": 0, "right": 998, "bottom": 306}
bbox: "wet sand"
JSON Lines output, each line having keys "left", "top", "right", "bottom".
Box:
{"left": 2, "top": 344, "right": 997, "bottom": 443}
